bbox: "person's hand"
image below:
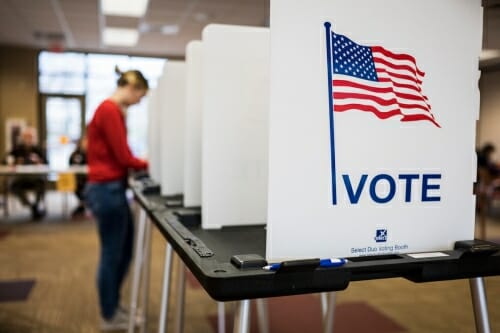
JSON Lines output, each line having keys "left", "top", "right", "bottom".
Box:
{"left": 6, "top": 155, "right": 15, "bottom": 166}
{"left": 29, "top": 153, "right": 42, "bottom": 164}
{"left": 139, "top": 159, "right": 149, "bottom": 170}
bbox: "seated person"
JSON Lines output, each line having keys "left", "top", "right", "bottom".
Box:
{"left": 477, "top": 143, "right": 500, "bottom": 178}
{"left": 6, "top": 129, "right": 47, "bottom": 220}
{"left": 69, "top": 136, "right": 87, "bottom": 217}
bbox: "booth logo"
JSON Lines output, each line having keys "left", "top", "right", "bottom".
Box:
{"left": 374, "top": 229, "right": 388, "bottom": 242}
{"left": 323, "top": 22, "right": 442, "bottom": 206}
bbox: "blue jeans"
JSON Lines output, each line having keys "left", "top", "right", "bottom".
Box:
{"left": 85, "top": 180, "right": 134, "bottom": 319}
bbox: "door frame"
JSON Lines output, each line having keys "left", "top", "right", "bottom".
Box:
{"left": 39, "top": 93, "right": 86, "bottom": 147}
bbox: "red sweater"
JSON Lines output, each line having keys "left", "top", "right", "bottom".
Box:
{"left": 87, "top": 99, "right": 148, "bottom": 182}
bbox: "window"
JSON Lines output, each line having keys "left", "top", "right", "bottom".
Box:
{"left": 39, "top": 52, "right": 86, "bottom": 94}
{"left": 38, "top": 51, "right": 165, "bottom": 165}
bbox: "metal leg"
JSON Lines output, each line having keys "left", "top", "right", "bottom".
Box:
{"left": 470, "top": 277, "right": 491, "bottom": 333}
{"left": 174, "top": 258, "right": 186, "bottom": 333}
{"left": 158, "top": 243, "right": 173, "bottom": 333}
{"left": 320, "top": 293, "right": 328, "bottom": 318}
{"left": 139, "top": 218, "right": 152, "bottom": 333}
{"left": 233, "top": 300, "right": 251, "bottom": 333}
{"left": 218, "top": 302, "right": 226, "bottom": 333}
{"left": 128, "top": 208, "right": 147, "bottom": 333}
{"left": 323, "top": 292, "right": 337, "bottom": 333}
{"left": 63, "top": 192, "right": 68, "bottom": 218}
{"left": 256, "top": 299, "right": 269, "bottom": 333}
{"left": 2, "top": 176, "right": 9, "bottom": 218}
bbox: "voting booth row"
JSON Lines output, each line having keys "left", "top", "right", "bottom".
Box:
{"left": 129, "top": 1, "right": 500, "bottom": 333}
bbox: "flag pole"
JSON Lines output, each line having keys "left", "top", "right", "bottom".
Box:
{"left": 324, "top": 22, "right": 337, "bottom": 205}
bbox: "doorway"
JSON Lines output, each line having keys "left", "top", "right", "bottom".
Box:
{"left": 40, "top": 94, "right": 85, "bottom": 170}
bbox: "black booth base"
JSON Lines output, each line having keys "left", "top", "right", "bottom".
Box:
{"left": 131, "top": 180, "right": 500, "bottom": 302}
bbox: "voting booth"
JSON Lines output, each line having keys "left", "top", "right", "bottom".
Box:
{"left": 158, "top": 61, "right": 186, "bottom": 196}
{"left": 266, "top": 0, "right": 482, "bottom": 260}
{"left": 147, "top": 88, "right": 162, "bottom": 182}
{"left": 126, "top": 3, "right": 500, "bottom": 333}
{"left": 201, "top": 24, "right": 270, "bottom": 229}
{"left": 183, "top": 41, "right": 203, "bottom": 208}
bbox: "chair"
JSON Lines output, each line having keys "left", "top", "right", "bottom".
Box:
{"left": 476, "top": 166, "right": 494, "bottom": 239}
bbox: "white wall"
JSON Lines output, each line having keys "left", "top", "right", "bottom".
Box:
{"left": 201, "top": 24, "right": 270, "bottom": 229}
{"left": 159, "top": 61, "right": 186, "bottom": 196}
{"left": 183, "top": 41, "right": 203, "bottom": 207}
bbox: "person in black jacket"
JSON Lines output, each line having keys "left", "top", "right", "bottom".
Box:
{"left": 6, "top": 129, "right": 47, "bottom": 220}
{"left": 69, "top": 136, "right": 88, "bottom": 218}
{"left": 477, "top": 143, "right": 500, "bottom": 177}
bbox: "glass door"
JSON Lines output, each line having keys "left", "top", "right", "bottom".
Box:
{"left": 40, "top": 94, "right": 85, "bottom": 170}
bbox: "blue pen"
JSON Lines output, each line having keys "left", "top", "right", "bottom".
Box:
{"left": 319, "top": 258, "right": 347, "bottom": 267}
{"left": 263, "top": 258, "right": 347, "bottom": 271}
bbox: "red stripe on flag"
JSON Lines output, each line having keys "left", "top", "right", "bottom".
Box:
{"left": 332, "top": 79, "right": 431, "bottom": 109}
{"left": 333, "top": 79, "right": 394, "bottom": 94}
{"left": 401, "top": 113, "right": 441, "bottom": 128}
{"left": 334, "top": 104, "right": 402, "bottom": 119}
{"left": 333, "top": 92, "right": 430, "bottom": 111}
{"left": 376, "top": 68, "right": 423, "bottom": 85}
{"left": 371, "top": 46, "right": 425, "bottom": 77}
{"left": 373, "top": 57, "right": 422, "bottom": 79}
{"left": 378, "top": 77, "right": 423, "bottom": 94}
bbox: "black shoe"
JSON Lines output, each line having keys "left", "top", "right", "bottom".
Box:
{"left": 31, "top": 206, "right": 46, "bottom": 221}
{"left": 71, "top": 205, "right": 85, "bottom": 218}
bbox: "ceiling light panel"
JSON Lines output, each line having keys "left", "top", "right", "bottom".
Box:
{"left": 101, "top": 0, "right": 150, "bottom": 17}
{"left": 103, "top": 27, "right": 139, "bottom": 46}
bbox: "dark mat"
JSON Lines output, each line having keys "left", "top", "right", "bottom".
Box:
{"left": 0, "top": 279, "right": 36, "bottom": 302}
{"left": 208, "top": 296, "right": 406, "bottom": 333}
{"left": 0, "top": 230, "right": 10, "bottom": 240}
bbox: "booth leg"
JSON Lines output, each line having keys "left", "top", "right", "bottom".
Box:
{"left": 470, "top": 277, "right": 491, "bottom": 333}
{"left": 2, "top": 176, "right": 9, "bottom": 218}
{"left": 256, "top": 299, "right": 269, "bottom": 333}
{"left": 233, "top": 300, "right": 251, "bottom": 333}
{"left": 128, "top": 208, "right": 147, "bottom": 333}
{"left": 158, "top": 243, "right": 173, "bottom": 333}
{"left": 139, "top": 219, "right": 152, "bottom": 333}
{"left": 217, "top": 302, "right": 226, "bottom": 333}
{"left": 320, "top": 292, "right": 328, "bottom": 318}
{"left": 323, "top": 292, "right": 337, "bottom": 333}
{"left": 174, "top": 259, "right": 186, "bottom": 333}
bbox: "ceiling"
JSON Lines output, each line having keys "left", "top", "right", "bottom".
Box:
{"left": 0, "top": 0, "right": 269, "bottom": 58}
{"left": 0, "top": 0, "right": 499, "bottom": 66}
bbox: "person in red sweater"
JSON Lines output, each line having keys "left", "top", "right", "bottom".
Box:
{"left": 84, "top": 68, "right": 149, "bottom": 330}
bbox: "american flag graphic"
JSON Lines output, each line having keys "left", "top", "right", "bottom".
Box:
{"left": 330, "top": 31, "right": 440, "bottom": 128}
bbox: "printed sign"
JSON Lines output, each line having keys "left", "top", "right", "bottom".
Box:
{"left": 266, "top": 0, "right": 482, "bottom": 260}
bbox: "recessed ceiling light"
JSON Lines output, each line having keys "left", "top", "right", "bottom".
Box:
{"left": 101, "top": 0, "right": 150, "bottom": 17}
{"left": 102, "top": 27, "right": 139, "bottom": 47}
{"left": 193, "top": 12, "right": 209, "bottom": 22}
{"left": 160, "top": 25, "right": 180, "bottom": 35}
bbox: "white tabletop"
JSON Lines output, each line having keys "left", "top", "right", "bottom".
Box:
{"left": 0, "top": 165, "right": 88, "bottom": 175}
